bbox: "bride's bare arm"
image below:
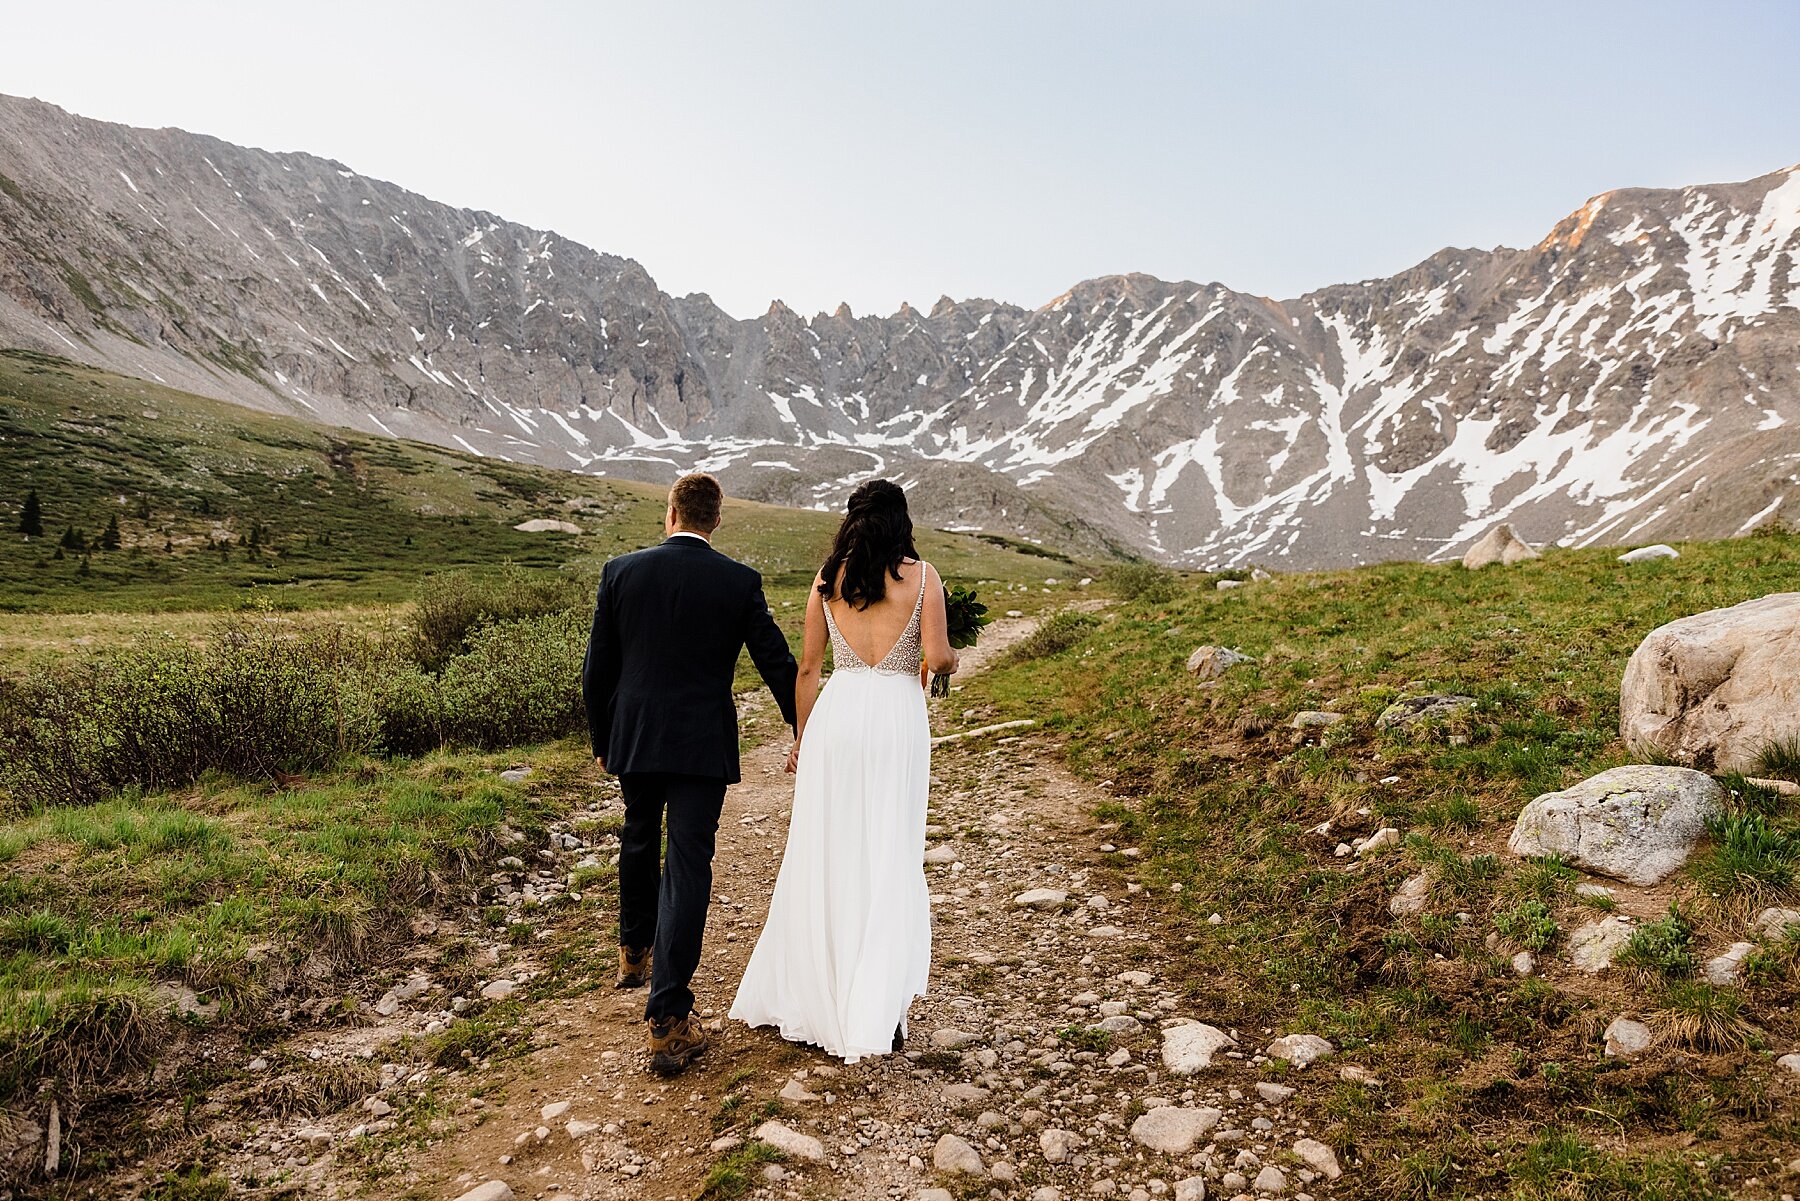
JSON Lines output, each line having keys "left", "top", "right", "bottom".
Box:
{"left": 786, "top": 576, "right": 829, "bottom": 772}
{"left": 919, "top": 563, "right": 959, "bottom": 678}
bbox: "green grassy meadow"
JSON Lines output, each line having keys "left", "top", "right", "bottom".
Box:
{"left": 953, "top": 534, "right": 1800, "bottom": 1198}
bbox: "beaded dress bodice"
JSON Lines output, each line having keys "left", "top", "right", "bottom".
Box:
{"left": 823, "top": 568, "right": 928, "bottom": 677}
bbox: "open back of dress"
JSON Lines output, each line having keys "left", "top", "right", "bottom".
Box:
{"left": 730, "top": 569, "right": 933, "bottom": 1061}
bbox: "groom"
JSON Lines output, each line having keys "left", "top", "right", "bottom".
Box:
{"left": 582, "top": 472, "right": 799, "bottom": 1076}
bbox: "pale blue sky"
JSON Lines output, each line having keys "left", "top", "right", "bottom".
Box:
{"left": 6, "top": 1, "right": 1797, "bottom": 317}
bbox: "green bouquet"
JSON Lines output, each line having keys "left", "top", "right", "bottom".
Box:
{"left": 931, "top": 584, "right": 992, "bottom": 697}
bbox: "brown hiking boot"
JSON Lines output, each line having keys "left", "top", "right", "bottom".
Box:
{"left": 647, "top": 1014, "right": 708, "bottom": 1076}
{"left": 616, "top": 946, "right": 652, "bottom": 989}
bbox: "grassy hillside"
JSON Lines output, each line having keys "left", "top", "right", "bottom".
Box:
{"left": 956, "top": 533, "right": 1800, "bottom": 1199}
{"left": 0, "top": 348, "right": 1083, "bottom": 668}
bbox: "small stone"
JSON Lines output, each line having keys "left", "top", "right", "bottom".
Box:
{"left": 498, "top": 767, "right": 532, "bottom": 782}
{"left": 540, "top": 1101, "right": 569, "bottom": 1121}
{"left": 1130, "top": 1106, "right": 1223, "bottom": 1154}
{"left": 1291, "top": 711, "right": 1344, "bottom": 729}
{"left": 754, "top": 1120, "right": 825, "bottom": 1161}
{"left": 924, "top": 845, "right": 959, "bottom": 866}
{"left": 761, "top": 1164, "right": 786, "bottom": 1183}
{"left": 1255, "top": 1082, "right": 1295, "bottom": 1103}
{"left": 1568, "top": 916, "right": 1635, "bottom": 973}
{"left": 1040, "top": 1127, "right": 1079, "bottom": 1162}
{"left": 1754, "top": 907, "right": 1800, "bottom": 939}
{"left": 1377, "top": 694, "right": 1477, "bottom": 730}
{"left": 931, "top": 1028, "right": 980, "bottom": 1050}
{"left": 1604, "top": 1017, "right": 1653, "bottom": 1059}
{"left": 1174, "top": 1178, "right": 1207, "bottom": 1201}
{"left": 1774, "top": 1053, "right": 1800, "bottom": 1075}
{"left": 1293, "top": 1139, "right": 1341, "bottom": 1180}
{"left": 452, "top": 1183, "right": 514, "bottom": 1201}
{"left": 1388, "top": 873, "right": 1431, "bottom": 916}
{"left": 1511, "top": 951, "right": 1536, "bottom": 976}
{"left": 1098, "top": 1015, "right": 1143, "bottom": 1035}
{"left": 1703, "top": 942, "right": 1757, "bottom": 985}
{"left": 944, "top": 1082, "right": 992, "bottom": 1106}
{"left": 480, "top": 979, "right": 518, "bottom": 1001}
{"left": 779, "top": 1078, "right": 820, "bottom": 1103}
{"left": 1088, "top": 925, "right": 1126, "bottom": 938}
{"left": 1161, "top": 1022, "right": 1237, "bottom": 1074}
{"left": 1356, "top": 828, "right": 1401, "bottom": 858}
{"left": 711, "top": 1135, "right": 742, "bottom": 1153}
{"left": 1221, "top": 1173, "right": 1248, "bottom": 1192}
{"left": 1032, "top": 1189, "right": 1066, "bottom": 1201}
{"left": 1575, "top": 882, "right": 1615, "bottom": 900}
{"left": 1265, "top": 1034, "right": 1334, "bottom": 1066}
{"left": 991, "top": 1161, "right": 1018, "bottom": 1183}
{"left": 1015, "top": 888, "right": 1069, "bottom": 909}
{"left": 375, "top": 993, "right": 402, "bottom": 1017}
{"left": 567, "top": 1119, "right": 600, "bottom": 1138}
{"left": 918, "top": 1190, "right": 956, "bottom": 1201}
{"left": 1186, "top": 646, "right": 1255, "bottom": 680}
{"left": 933, "top": 1132, "right": 985, "bottom": 1176}
{"left": 1253, "top": 1164, "right": 1288, "bottom": 1193}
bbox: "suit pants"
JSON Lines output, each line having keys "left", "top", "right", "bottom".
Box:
{"left": 617, "top": 772, "right": 728, "bottom": 1022}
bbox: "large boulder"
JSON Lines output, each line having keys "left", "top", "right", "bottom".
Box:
{"left": 1508, "top": 765, "right": 1725, "bottom": 885}
{"left": 1462, "top": 524, "right": 1540, "bottom": 569}
{"left": 1620, "top": 593, "right": 1800, "bottom": 773}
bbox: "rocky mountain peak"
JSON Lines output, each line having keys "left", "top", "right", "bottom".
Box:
{"left": 0, "top": 93, "right": 1794, "bottom": 567}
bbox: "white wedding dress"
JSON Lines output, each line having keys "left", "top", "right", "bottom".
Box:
{"left": 730, "top": 570, "right": 933, "bottom": 1062}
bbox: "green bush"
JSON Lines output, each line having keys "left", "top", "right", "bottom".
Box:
{"left": 0, "top": 622, "right": 381, "bottom": 809}
{"left": 1004, "top": 610, "right": 1099, "bottom": 663}
{"left": 439, "top": 608, "right": 587, "bottom": 748}
{"left": 1103, "top": 561, "right": 1179, "bottom": 603}
{"left": 411, "top": 566, "right": 588, "bottom": 669}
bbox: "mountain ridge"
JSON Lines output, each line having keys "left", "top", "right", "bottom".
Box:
{"left": 1, "top": 93, "right": 1795, "bottom": 566}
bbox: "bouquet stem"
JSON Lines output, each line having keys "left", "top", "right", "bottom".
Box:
{"left": 929, "top": 672, "right": 952, "bottom": 698}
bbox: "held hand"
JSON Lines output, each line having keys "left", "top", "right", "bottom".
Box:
{"left": 784, "top": 742, "right": 800, "bottom": 774}
{"left": 594, "top": 755, "right": 606, "bottom": 773}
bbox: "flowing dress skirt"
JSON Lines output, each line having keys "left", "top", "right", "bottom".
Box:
{"left": 730, "top": 668, "right": 932, "bottom": 1062}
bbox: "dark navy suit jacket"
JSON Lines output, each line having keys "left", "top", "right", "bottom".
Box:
{"left": 581, "top": 535, "right": 799, "bottom": 784}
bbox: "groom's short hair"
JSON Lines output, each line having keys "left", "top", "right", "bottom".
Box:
{"left": 669, "top": 472, "right": 723, "bottom": 531}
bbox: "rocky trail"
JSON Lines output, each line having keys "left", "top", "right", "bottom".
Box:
{"left": 177, "top": 612, "right": 1350, "bottom": 1201}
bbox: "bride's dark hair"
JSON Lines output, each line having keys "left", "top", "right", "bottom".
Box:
{"left": 818, "top": 479, "right": 919, "bottom": 610}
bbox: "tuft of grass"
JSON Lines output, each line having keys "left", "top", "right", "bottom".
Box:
{"left": 1102, "top": 561, "right": 1179, "bottom": 603}
{"left": 1650, "top": 982, "right": 1759, "bottom": 1053}
{"left": 1615, "top": 906, "right": 1696, "bottom": 981}
{"left": 1753, "top": 735, "right": 1800, "bottom": 783}
{"left": 1692, "top": 810, "right": 1800, "bottom": 899}
{"left": 1056, "top": 1025, "right": 1113, "bottom": 1053}
{"left": 1509, "top": 1129, "right": 1729, "bottom": 1199}
{"left": 700, "top": 1140, "right": 785, "bottom": 1200}
{"left": 1494, "top": 898, "right": 1559, "bottom": 952}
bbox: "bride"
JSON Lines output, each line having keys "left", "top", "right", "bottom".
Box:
{"left": 730, "top": 479, "right": 959, "bottom": 1061}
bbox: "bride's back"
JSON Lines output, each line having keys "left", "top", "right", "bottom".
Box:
{"left": 824, "top": 558, "right": 925, "bottom": 668}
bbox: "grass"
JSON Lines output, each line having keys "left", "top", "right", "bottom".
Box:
{"left": 700, "top": 1141, "right": 785, "bottom": 1199}
{"left": 0, "top": 746, "right": 568, "bottom": 1102}
{"left": 958, "top": 526, "right": 1800, "bottom": 1196}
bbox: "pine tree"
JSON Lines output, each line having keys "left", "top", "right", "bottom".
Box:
{"left": 101, "top": 514, "right": 121, "bottom": 550}
{"left": 60, "top": 526, "right": 85, "bottom": 552}
{"left": 19, "top": 490, "right": 43, "bottom": 537}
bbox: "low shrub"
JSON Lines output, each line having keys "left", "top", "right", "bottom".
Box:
{"left": 439, "top": 608, "right": 588, "bottom": 748}
{"left": 1004, "top": 611, "right": 1099, "bottom": 663}
{"left": 411, "top": 565, "right": 588, "bottom": 669}
{"left": 0, "top": 622, "right": 382, "bottom": 809}
{"left": 1103, "top": 561, "right": 1179, "bottom": 603}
